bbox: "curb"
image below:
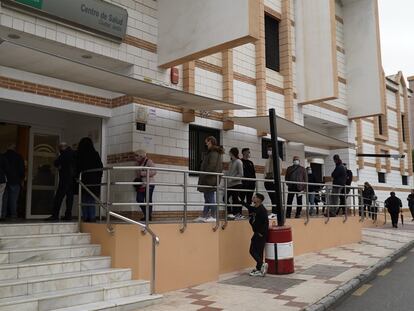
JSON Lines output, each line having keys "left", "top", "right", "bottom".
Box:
{"left": 303, "top": 239, "right": 414, "bottom": 311}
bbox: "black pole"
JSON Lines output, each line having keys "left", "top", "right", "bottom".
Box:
{"left": 269, "top": 108, "right": 284, "bottom": 226}
{"left": 357, "top": 154, "right": 405, "bottom": 158}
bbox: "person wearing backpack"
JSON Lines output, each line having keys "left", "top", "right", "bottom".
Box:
{"left": 135, "top": 149, "right": 156, "bottom": 221}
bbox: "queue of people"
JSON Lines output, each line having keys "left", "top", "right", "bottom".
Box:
{"left": 47, "top": 137, "right": 103, "bottom": 223}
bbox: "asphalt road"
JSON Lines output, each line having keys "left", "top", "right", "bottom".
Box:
{"left": 333, "top": 248, "right": 414, "bottom": 311}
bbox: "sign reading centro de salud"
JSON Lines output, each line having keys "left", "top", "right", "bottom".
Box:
{"left": 4, "top": 0, "right": 128, "bottom": 40}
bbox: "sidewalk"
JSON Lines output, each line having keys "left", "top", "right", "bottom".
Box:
{"left": 138, "top": 223, "right": 414, "bottom": 311}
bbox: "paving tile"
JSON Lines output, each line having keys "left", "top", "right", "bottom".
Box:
{"left": 220, "top": 274, "right": 305, "bottom": 292}
{"left": 285, "top": 301, "right": 309, "bottom": 308}
{"left": 191, "top": 300, "right": 215, "bottom": 306}
{"left": 300, "top": 264, "right": 349, "bottom": 278}
{"left": 186, "top": 294, "right": 209, "bottom": 300}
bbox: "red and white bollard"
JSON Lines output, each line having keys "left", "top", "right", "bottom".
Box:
{"left": 265, "top": 224, "right": 294, "bottom": 274}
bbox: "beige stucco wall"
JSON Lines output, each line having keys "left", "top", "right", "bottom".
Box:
{"left": 83, "top": 216, "right": 363, "bottom": 293}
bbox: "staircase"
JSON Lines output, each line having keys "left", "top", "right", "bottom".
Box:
{"left": 0, "top": 222, "right": 161, "bottom": 311}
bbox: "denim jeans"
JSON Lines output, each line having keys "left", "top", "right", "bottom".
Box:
{"left": 136, "top": 185, "right": 155, "bottom": 220}
{"left": 82, "top": 195, "right": 96, "bottom": 222}
{"left": 308, "top": 193, "right": 316, "bottom": 215}
{"left": 203, "top": 191, "right": 216, "bottom": 218}
{"left": 3, "top": 184, "right": 20, "bottom": 218}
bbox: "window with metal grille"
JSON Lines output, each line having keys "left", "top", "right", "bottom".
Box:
{"left": 378, "top": 172, "right": 386, "bottom": 183}
{"left": 402, "top": 175, "right": 408, "bottom": 186}
{"left": 189, "top": 125, "right": 221, "bottom": 172}
{"left": 265, "top": 14, "right": 280, "bottom": 72}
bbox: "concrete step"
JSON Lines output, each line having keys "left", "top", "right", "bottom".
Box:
{"left": 0, "top": 280, "right": 152, "bottom": 311}
{"left": 0, "top": 268, "right": 132, "bottom": 299}
{"left": 0, "top": 256, "right": 111, "bottom": 281}
{"left": 0, "top": 223, "right": 78, "bottom": 237}
{"left": 0, "top": 244, "right": 101, "bottom": 264}
{"left": 0, "top": 233, "right": 91, "bottom": 250}
{"left": 50, "top": 294, "right": 162, "bottom": 311}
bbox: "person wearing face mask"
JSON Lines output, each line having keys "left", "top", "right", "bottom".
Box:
{"left": 240, "top": 148, "right": 256, "bottom": 207}
{"left": 264, "top": 146, "right": 281, "bottom": 220}
{"left": 196, "top": 136, "right": 224, "bottom": 222}
{"left": 225, "top": 147, "right": 244, "bottom": 220}
{"left": 306, "top": 167, "right": 318, "bottom": 216}
{"left": 285, "top": 156, "right": 307, "bottom": 218}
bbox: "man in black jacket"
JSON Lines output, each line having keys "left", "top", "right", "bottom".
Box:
{"left": 244, "top": 193, "right": 269, "bottom": 277}
{"left": 385, "top": 192, "right": 402, "bottom": 228}
{"left": 240, "top": 148, "right": 256, "bottom": 206}
{"left": 0, "top": 153, "right": 10, "bottom": 220}
{"left": 47, "top": 143, "right": 76, "bottom": 221}
{"left": 330, "top": 155, "right": 346, "bottom": 216}
{"left": 3, "top": 145, "right": 25, "bottom": 219}
{"left": 338, "top": 163, "right": 353, "bottom": 215}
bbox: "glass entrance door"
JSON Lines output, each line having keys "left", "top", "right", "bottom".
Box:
{"left": 27, "top": 132, "right": 59, "bottom": 218}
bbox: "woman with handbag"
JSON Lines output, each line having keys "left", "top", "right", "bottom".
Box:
{"left": 135, "top": 149, "right": 156, "bottom": 221}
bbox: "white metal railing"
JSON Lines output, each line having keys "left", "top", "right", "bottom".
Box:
{"left": 76, "top": 166, "right": 385, "bottom": 232}
{"left": 77, "top": 173, "right": 159, "bottom": 295}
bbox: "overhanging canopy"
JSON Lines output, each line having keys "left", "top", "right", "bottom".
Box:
{"left": 0, "top": 38, "right": 250, "bottom": 111}
{"left": 231, "top": 116, "right": 354, "bottom": 149}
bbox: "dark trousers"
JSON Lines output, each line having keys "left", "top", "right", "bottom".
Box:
{"left": 52, "top": 181, "right": 74, "bottom": 218}
{"left": 370, "top": 205, "right": 378, "bottom": 220}
{"left": 82, "top": 195, "right": 96, "bottom": 222}
{"left": 240, "top": 185, "right": 255, "bottom": 207}
{"left": 137, "top": 186, "right": 155, "bottom": 220}
{"left": 250, "top": 233, "right": 266, "bottom": 270}
{"left": 227, "top": 184, "right": 242, "bottom": 215}
{"left": 286, "top": 192, "right": 303, "bottom": 218}
{"left": 337, "top": 188, "right": 348, "bottom": 215}
{"left": 360, "top": 203, "right": 370, "bottom": 217}
{"left": 264, "top": 181, "right": 278, "bottom": 214}
{"left": 2, "top": 184, "right": 20, "bottom": 218}
{"left": 409, "top": 205, "right": 414, "bottom": 219}
{"left": 390, "top": 212, "right": 399, "bottom": 227}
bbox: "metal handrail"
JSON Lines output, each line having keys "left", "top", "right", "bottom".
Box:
{"left": 77, "top": 174, "right": 159, "bottom": 295}
{"left": 79, "top": 165, "right": 366, "bottom": 232}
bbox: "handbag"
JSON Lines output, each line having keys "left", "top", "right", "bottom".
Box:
{"left": 133, "top": 159, "right": 148, "bottom": 192}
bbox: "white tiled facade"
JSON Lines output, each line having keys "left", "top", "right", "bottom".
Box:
{"left": 0, "top": 0, "right": 412, "bottom": 215}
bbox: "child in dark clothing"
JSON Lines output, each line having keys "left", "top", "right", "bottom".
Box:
{"left": 244, "top": 193, "right": 269, "bottom": 277}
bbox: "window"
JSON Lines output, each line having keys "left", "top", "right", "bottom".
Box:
{"left": 265, "top": 14, "right": 280, "bottom": 72}
{"left": 378, "top": 172, "right": 386, "bottom": 183}
{"left": 261, "top": 138, "right": 284, "bottom": 160}
{"left": 189, "top": 125, "right": 220, "bottom": 171}
{"left": 378, "top": 115, "right": 384, "bottom": 136}
{"left": 402, "top": 114, "right": 406, "bottom": 142}
{"left": 402, "top": 175, "right": 408, "bottom": 186}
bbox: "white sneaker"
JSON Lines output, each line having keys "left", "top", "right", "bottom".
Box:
{"left": 227, "top": 213, "right": 236, "bottom": 220}
{"left": 261, "top": 262, "right": 268, "bottom": 276}
{"left": 194, "top": 217, "right": 206, "bottom": 222}
{"left": 268, "top": 213, "right": 277, "bottom": 220}
{"left": 249, "top": 269, "right": 262, "bottom": 277}
{"left": 204, "top": 217, "right": 216, "bottom": 223}
{"left": 235, "top": 214, "right": 246, "bottom": 220}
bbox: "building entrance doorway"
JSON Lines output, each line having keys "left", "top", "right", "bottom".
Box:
{"left": 27, "top": 130, "right": 60, "bottom": 218}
